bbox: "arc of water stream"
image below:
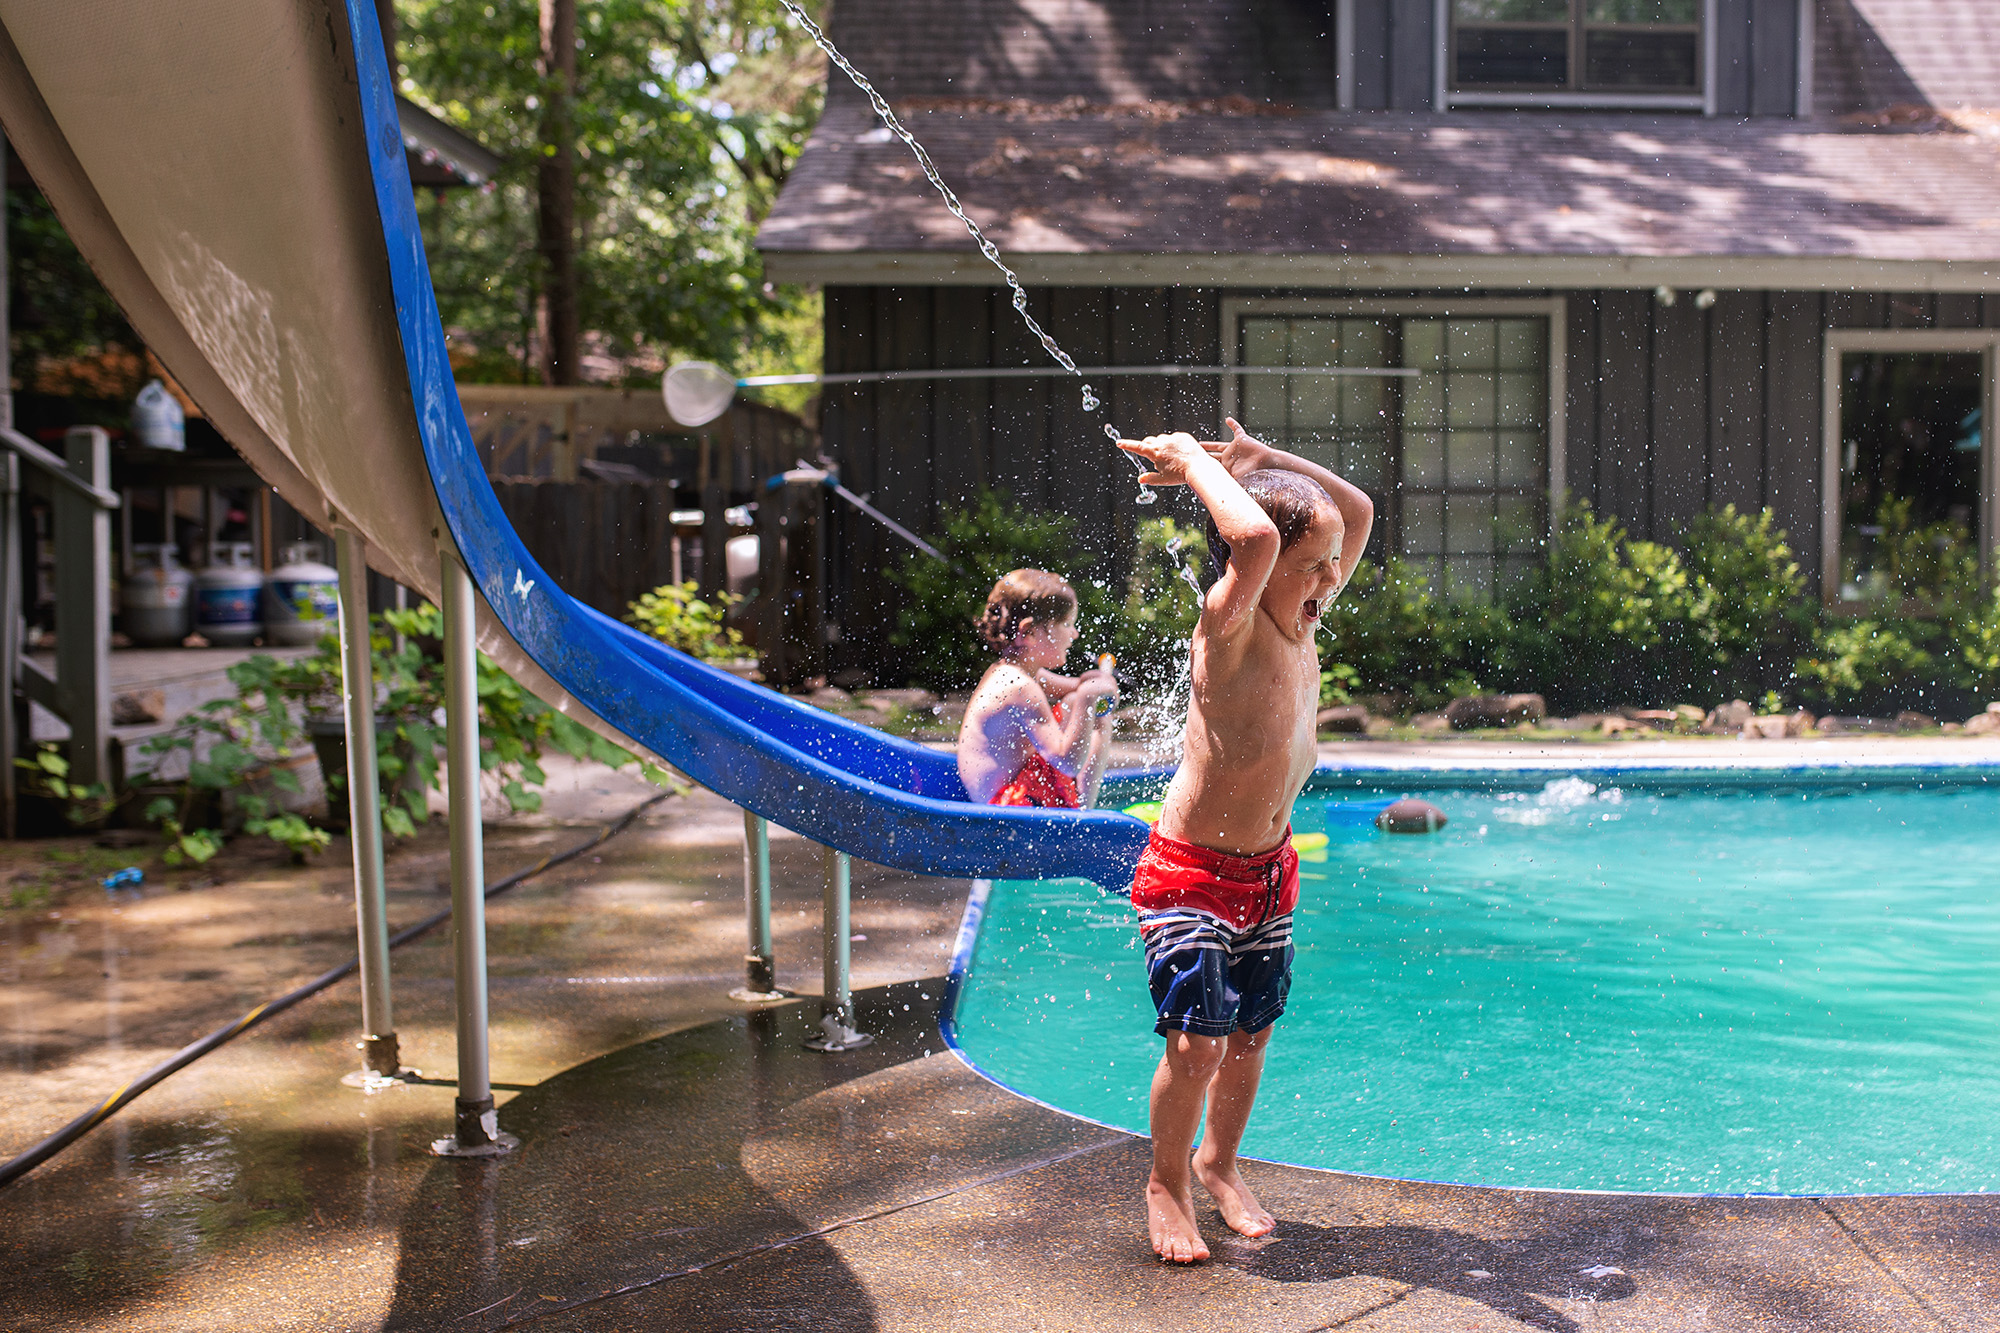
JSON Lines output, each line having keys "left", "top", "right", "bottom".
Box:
{"left": 774, "top": 0, "right": 1157, "bottom": 502}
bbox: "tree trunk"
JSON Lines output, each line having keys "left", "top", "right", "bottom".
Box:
{"left": 537, "top": 0, "right": 578, "bottom": 386}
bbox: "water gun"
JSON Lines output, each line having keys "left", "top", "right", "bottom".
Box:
{"left": 1089, "top": 652, "right": 1119, "bottom": 717}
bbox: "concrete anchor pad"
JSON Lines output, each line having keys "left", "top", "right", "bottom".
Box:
{"left": 362, "top": 980, "right": 2000, "bottom": 1332}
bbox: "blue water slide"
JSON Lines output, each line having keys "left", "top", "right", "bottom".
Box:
{"left": 339, "top": 2, "right": 1148, "bottom": 892}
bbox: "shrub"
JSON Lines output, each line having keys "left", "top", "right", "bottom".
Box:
{"left": 626, "top": 582, "right": 744, "bottom": 661}
{"left": 1501, "top": 502, "right": 1692, "bottom": 708}
{"left": 1681, "top": 505, "right": 1806, "bottom": 699}
{"left": 887, "top": 491, "right": 1119, "bottom": 691}
{"left": 1110, "top": 516, "right": 1207, "bottom": 693}
{"left": 1794, "top": 619, "right": 1934, "bottom": 701}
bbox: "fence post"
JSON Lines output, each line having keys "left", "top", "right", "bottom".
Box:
{"left": 55, "top": 427, "right": 111, "bottom": 789}
{"left": 0, "top": 453, "right": 18, "bottom": 838}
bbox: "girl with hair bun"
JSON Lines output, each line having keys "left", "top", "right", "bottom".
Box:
{"left": 956, "top": 568, "right": 1118, "bottom": 808}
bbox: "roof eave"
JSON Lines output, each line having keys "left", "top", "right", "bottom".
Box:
{"left": 760, "top": 250, "right": 2000, "bottom": 293}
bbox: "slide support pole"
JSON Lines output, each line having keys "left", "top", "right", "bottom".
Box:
{"left": 431, "top": 552, "right": 516, "bottom": 1157}
{"left": 729, "top": 810, "right": 785, "bottom": 1001}
{"left": 804, "top": 845, "right": 871, "bottom": 1051}
{"left": 335, "top": 527, "right": 408, "bottom": 1088}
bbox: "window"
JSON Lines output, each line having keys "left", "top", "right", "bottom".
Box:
{"left": 1451, "top": 0, "right": 1702, "bottom": 96}
{"left": 1236, "top": 313, "right": 1550, "bottom": 599}
{"left": 1834, "top": 351, "right": 1984, "bottom": 609}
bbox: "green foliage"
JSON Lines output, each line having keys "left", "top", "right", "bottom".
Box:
{"left": 127, "top": 601, "right": 678, "bottom": 859}
{"left": 14, "top": 745, "right": 116, "bottom": 826}
{"left": 1544, "top": 503, "right": 1692, "bottom": 657}
{"left": 7, "top": 191, "right": 141, "bottom": 379}
{"left": 1110, "top": 517, "right": 1208, "bottom": 689}
{"left": 1849, "top": 495, "right": 1983, "bottom": 613}
{"left": 1794, "top": 620, "right": 1935, "bottom": 698}
{"left": 1682, "top": 504, "right": 1806, "bottom": 665}
{"left": 398, "top": 0, "right": 825, "bottom": 380}
{"left": 1957, "top": 585, "right": 2000, "bottom": 696}
{"left": 1314, "top": 557, "right": 1502, "bottom": 708}
{"left": 627, "top": 581, "right": 746, "bottom": 660}
{"left": 887, "top": 491, "right": 1120, "bottom": 692}
{"left": 1319, "top": 663, "right": 1359, "bottom": 708}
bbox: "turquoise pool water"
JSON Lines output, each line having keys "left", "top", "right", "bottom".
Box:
{"left": 948, "top": 776, "right": 2000, "bottom": 1195}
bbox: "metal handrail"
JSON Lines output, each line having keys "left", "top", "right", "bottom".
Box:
{"left": 0, "top": 427, "right": 121, "bottom": 509}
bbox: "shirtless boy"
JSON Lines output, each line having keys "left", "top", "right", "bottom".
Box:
{"left": 1116, "top": 418, "right": 1374, "bottom": 1264}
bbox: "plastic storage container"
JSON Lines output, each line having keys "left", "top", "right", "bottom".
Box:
{"left": 263, "top": 541, "right": 339, "bottom": 646}
{"left": 130, "top": 379, "right": 186, "bottom": 451}
{"left": 121, "top": 543, "right": 194, "bottom": 646}
{"left": 195, "top": 543, "right": 264, "bottom": 646}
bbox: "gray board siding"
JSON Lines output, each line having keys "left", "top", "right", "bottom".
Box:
{"left": 821, "top": 285, "right": 2000, "bottom": 677}
{"left": 818, "top": 0, "right": 1804, "bottom": 118}
{"left": 1336, "top": 0, "right": 1798, "bottom": 116}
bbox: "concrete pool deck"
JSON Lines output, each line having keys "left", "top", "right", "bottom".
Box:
{"left": 4, "top": 740, "right": 2000, "bottom": 1330}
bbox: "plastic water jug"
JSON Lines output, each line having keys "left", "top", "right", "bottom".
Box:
{"left": 130, "top": 379, "right": 186, "bottom": 451}
{"left": 121, "top": 543, "right": 194, "bottom": 646}
{"left": 264, "top": 541, "right": 340, "bottom": 646}
{"left": 195, "top": 543, "right": 263, "bottom": 646}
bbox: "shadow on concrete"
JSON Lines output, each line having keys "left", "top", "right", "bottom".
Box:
{"left": 1235, "top": 1217, "right": 1638, "bottom": 1332}
{"left": 376, "top": 986, "right": 958, "bottom": 1331}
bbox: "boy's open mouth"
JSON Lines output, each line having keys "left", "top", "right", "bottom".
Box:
{"left": 1302, "top": 598, "right": 1322, "bottom": 623}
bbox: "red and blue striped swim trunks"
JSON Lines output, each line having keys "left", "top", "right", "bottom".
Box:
{"left": 1131, "top": 825, "right": 1299, "bottom": 1038}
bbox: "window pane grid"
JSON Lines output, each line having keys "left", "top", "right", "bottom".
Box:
{"left": 1238, "top": 313, "right": 1549, "bottom": 600}
{"left": 1452, "top": 0, "right": 1700, "bottom": 93}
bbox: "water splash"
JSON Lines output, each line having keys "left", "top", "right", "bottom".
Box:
{"left": 777, "top": 1, "right": 1152, "bottom": 504}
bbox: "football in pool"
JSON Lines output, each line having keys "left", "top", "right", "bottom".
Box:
{"left": 945, "top": 774, "right": 2000, "bottom": 1195}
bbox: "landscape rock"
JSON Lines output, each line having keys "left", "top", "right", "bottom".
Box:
{"left": 1543, "top": 715, "right": 1601, "bottom": 733}
{"left": 1741, "top": 709, "right": 1815, "bottom": 739}
{"left": 1444, "top": 693, "right": 1546, "bottom": 730}
{"left": 808, "top": 685, "right": 853, "bottom": 707}
{"left": 1965, "top": 711, "right": 2000, "bottom": 736}
{"left": 1598, "top": 715, "right": 1632, "bottom": 736}
{"left": 1411, "top": 712, "right": 1451, "bottom": 736}
{"left": 1316, "top": 704, "right": 1373, "bottom": 734}
{"left": 1704, "top": 699, "right": 1754, "bottom": 733}
{"left": 866, "top": 687, "right": 941, "bottom": 709}
{"left": 1895, "top": 711, "right": 1936, "bottom": 732}
{"left": 110, "top": 689, "right": 166, "bottom": 726}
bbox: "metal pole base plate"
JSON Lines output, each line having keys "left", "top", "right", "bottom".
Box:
{"left": 803, "top": 1014, "right": 874, "bottom": 1052}
{"left": 341, "top": 1066, "right": 421, "bottom": 1092}
{"left": 729, "top": 986, "right": 792, "bottom": 1004}
{"left": 429, "top": 1131, "right": 520, "bottom": 1158}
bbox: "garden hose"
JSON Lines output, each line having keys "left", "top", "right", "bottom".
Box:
{"left": 0, "top": 788, "right": 675, "bottom": 1189}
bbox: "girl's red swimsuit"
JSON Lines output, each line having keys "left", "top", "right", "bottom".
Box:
{"left": 986, "top": 701, "right": 1083, "bottom": 809}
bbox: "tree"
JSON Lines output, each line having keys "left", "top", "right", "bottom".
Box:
{"left": 396, "top": 0, "right": 826, "bottom": 385}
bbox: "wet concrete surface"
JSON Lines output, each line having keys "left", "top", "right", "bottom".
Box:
{"left": 6, "top": 771, "right": 2000, "bottom": 1329}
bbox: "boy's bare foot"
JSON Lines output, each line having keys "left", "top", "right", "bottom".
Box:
{"left": 1146, "top": 1178, "right": 1210, "bottom": 1263}
{"left": 1193, "top": 1151, "right": 1275, "bottom": 1238}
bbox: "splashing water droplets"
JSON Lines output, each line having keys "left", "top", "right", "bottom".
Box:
{"left": 777, "top": 0, "right": 1150, "bottom": 504}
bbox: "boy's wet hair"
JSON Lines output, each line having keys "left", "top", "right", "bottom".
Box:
{"left": 1205, "top": 469, "right": 1337, "bottom": 576}
{"left": 978, "top": 569, "right": 1077, "bottom": 654}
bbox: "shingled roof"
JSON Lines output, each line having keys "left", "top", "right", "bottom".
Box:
{"left": 761, "top": 0, "right": 2000, "bottom": 288}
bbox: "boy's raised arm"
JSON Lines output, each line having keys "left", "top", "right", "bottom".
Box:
{"left": 1208, "top": 418, "right": 1374, "bottom": 589}
{"left": 1118, "top": 432, "right": 1279, "bottom": 639}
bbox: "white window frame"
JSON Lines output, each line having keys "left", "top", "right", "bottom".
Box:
{"left": 1434, "top": 0, "right": 1718, "bottom": 115}
{"left": 1819, "top": 328, "right": 2000, "bottom": 606}
{"left": 1220, "top": 296, "right": 1569, "bottom": 533}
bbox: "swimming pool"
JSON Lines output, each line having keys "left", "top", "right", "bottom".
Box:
{"left": 945, "top": 769, "right": 2000, "bottom": 1195}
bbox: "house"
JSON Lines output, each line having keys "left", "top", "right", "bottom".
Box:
{"left": 758, "top": 0, "right": 2000, "bottom": 674}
